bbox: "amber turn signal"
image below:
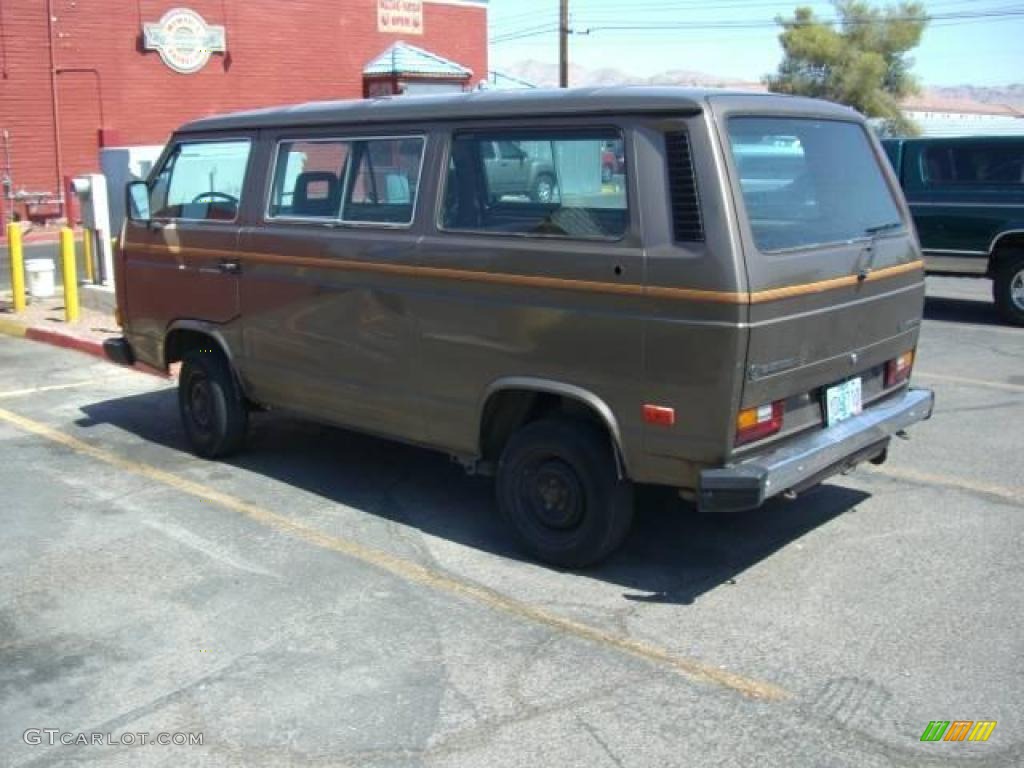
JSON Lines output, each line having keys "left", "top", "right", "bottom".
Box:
{"left": 735, "top": 401, "right": 783, "bottom": 446}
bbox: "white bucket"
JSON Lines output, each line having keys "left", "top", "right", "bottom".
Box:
{"left": 25, "top": 258, "right": 56, "bottom": 299}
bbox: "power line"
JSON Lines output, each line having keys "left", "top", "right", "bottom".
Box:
{"left": 558, "top": 0, "right": 1011, "bottom": 10}
{"left": 575, "top": 8, "right": 1024, "bottom": 33}
{"left": 569, "top": 16, "right": 1024, "bottom": 43}
{"left": 491, "top": 5, "right": 1024, "bottom": 42}
{"left": 489, "top": 0, "right": 1016, "bottom": 26}
{"left": 492, "top": 24, "right": 561, "bottom": 43}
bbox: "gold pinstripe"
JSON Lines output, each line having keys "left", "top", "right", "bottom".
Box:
{"left": 133, "top": 243, "right": 923, "bottom": 305}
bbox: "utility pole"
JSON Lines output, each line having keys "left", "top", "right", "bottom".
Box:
{"left": 559, "top": 0, "right": 569, "bottom": 88}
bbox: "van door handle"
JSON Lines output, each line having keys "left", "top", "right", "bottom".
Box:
{"left": 218, "top": 259, "right": 241, "bottom": 275}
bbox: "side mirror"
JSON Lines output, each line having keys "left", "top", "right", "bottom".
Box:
{"left": 127, "top": 180, "right": 150, "bottom": 222}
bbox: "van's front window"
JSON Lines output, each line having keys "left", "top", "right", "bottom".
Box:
{"left": 152, "top": 140, "right": 250, "bottom": 222}
{"left": 727, "top": 118, "right": 902, "bottom": 253}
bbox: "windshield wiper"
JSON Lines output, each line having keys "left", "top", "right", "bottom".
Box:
{"left": 858, "top": 221, "right": 904, "bottom": 281}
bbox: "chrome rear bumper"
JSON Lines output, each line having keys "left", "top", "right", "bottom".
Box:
{"left": 698, "top": 387, "right": 935, "bottom": 513}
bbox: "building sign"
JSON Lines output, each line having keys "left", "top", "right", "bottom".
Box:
{"left": 378, "top": 0, "right": 423, "bottom": 35}
{"left": 143, "top": 8, "right": 226, "bottom": 74}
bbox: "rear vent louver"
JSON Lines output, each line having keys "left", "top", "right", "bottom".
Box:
{"left": 665, "top": 130, "right": 704, "bottom": 242}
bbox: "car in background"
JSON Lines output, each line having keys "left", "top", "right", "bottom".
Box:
{"left": 882, "top": 136, "right": 1024, "bottom": 325}
{"left": 481, "top": 140, "right": 558, "bottom": 203}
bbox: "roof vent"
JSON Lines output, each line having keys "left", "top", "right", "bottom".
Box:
{"left": 665, "top": 130, "right": 704, "bottom": 242}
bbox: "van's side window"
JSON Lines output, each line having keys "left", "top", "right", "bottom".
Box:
{"left": 150, "top": 140, "right": 250, "bottom": 222}
{"left": 442, "top": 131, "right": 628, "bottom": 239}
{"left": 268, "top": 140, "right": 350, "bottom": 219}
{"left": 922, "top": 143, "right": 1024, "bottom": 186}
{"left": 341, "top": 137, "right": 425, "bottom": 225}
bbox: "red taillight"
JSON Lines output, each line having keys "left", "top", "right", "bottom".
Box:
{"left": 885, "top": 350, "right": 915, "bottom": 388}
{"left": 735, "top": 400, "right": 784, "bottom": 446}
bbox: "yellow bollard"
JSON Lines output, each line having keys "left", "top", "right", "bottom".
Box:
{"left": 82, "top": 228, "right": 95, "bottom": 284}
{"left": 60, "top": 227, "right": 79, "bottom": 322}
{"left": 6, "top": 223, "right": 26, "bottom": 312}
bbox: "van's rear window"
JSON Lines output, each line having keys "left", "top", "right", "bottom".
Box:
{"left": 727, "top": 118, "right": 902, "bottom": 253}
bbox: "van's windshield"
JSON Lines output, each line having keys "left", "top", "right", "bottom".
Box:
{"left": 727, "top": 117, "right": 902, "bottom": 253}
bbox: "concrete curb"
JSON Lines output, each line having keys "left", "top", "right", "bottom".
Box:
{"left": 0, "top": 316, "right": 169, "bottom": 379}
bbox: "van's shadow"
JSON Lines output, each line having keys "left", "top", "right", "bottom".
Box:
{"left": 924, "top": 294, "right": 1004, "bottom": 327}
{"left": 79, "top": 389, "right": 867, "bottom": 605}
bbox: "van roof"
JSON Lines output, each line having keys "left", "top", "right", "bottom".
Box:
{"left": 180, "top": 86, "right": 849, "bottom": 133}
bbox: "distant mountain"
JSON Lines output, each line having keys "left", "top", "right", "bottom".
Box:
{"left": 925, "top": 84, "right": 1024, "bottom": 110}
{"left": 497, "top": 59, "right": 1023, "bottom": 113}
{"left": 498, "top": 60, "right": 763, "bottom": 91}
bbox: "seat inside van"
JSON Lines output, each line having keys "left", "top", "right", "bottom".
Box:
{"left": 292, "top": 171, "right": 341, "bottom": 217}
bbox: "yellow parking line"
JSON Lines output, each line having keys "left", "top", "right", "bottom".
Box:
{"left": 0, "top": 378, "right": 131, "bottom": 400}
{"left": 914, "top": 371, "right": 1024, "bottom": 393}
{"left": 0, "top": 405, "right": 790, "bottom": 701}
{"left": 868, "top": 465, "right": 1023, "bottom": 506}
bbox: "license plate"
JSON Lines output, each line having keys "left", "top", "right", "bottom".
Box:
{"left": 825, "top": 377, "right": 863, "bottom": 427}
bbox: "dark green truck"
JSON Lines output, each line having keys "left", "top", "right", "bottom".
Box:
{"left": 882, "top": 136, "right": 1024, "bottom": 325}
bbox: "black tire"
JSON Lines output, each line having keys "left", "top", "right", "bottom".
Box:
{"left": 530, "top": 173, "right": 557, "bottom": 204}
{"left": 992, "top": 250, "right": 1024, "bottom": 326}
{"left": 497, "top": 418, "right": 634, "bottom": 568}
{"left": 178, "top": 348, "right": 248, "bottom": 458}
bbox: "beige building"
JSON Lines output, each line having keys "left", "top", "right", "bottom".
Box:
{"left": 900, "top": 95, "right": 1024, "bottom": 137}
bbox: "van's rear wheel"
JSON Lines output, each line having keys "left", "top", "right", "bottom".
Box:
{"left": 497, "top": 419, "right": 633, "bottom": 568}
{"left": 993, "top": 251, "right": 1024, "bottom": 326}
{"left": 179, "top": 349, "right": 248, "bottom": 458}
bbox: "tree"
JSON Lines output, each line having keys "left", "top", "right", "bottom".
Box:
{"left": 766, "top": 1, "right": 929, "bottom": 135}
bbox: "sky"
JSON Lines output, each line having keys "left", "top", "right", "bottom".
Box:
{"left": 488, "top": 0, "right": 1024, "bottom": 87}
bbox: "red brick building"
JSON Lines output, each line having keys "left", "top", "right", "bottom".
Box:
{"left": 0, "top": 0, "right": 488, "bottom": 225}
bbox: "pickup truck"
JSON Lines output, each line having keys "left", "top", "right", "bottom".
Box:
{"left": 882, "top": 136, "right": 1024, "bottom": 325}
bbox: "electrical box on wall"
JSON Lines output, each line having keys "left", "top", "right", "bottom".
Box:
{"left": 70, "top": 174, "right": 110, "bottom": 231}
{"left": 71, "top": 173, "right": 114, "bottom": 286}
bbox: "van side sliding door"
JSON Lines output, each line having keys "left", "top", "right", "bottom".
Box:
{"left": 414, "top": 123, "right": 646, "bottom": 459}
{"left": 235, "top": 130, "right": 426, "bottom": 442}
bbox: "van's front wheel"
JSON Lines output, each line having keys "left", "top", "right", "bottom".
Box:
{"left": 497, "top": 419, "right": 633, "bottom": 568}
{"left": 993, "top": 251, "right": 1024, "bottom": 326}
{"left": 178, "top": 349, "right": 248, "bottom": 458}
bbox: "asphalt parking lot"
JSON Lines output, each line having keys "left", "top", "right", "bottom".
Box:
{"left": 1, "top": 275, "right": 1021, "bottom": 767}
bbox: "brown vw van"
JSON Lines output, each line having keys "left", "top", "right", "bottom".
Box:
{"left": 107, "top": 88, "right": 935, "bottom": 567}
